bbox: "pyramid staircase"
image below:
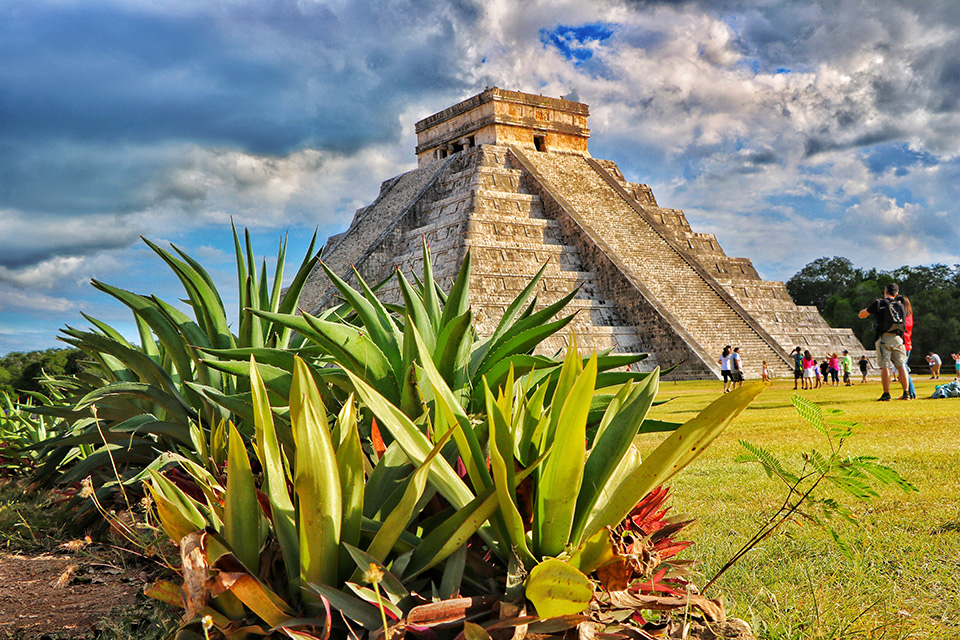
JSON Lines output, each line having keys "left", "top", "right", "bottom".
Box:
{"left": 301, "top": 145, "right": 656, "bottom": 372}
{"left": 511, "top": 148, "right": 791, "bottom": 378}
{"left": 301, "top": 143, "right": 865, "bottom": 379}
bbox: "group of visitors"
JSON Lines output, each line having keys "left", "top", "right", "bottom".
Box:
{"left": 718, "top": 282, "right": 959, "bottom": 399}
{"left": 717, "top": 345, "right": 745, "bottom": 393}
{"left": 925, "top": 352, "right": 960, "bottom": 380}
{"left": 788, "top": 347, "right": 866, "bottom": 390}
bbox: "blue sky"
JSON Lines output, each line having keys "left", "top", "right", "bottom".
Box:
{"left": 1, "top": 0, "right": 958, "bottom": 355}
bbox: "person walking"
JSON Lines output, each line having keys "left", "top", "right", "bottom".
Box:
{"left": 791, "top": 346, "right": 803, "bottom": 389}
{"left": 718, "top": 345, "right": 733, "bottom": 393}
{"left": 841, "top": 350, "right": 853, "bottom": 386}
{"left": 859, "top": 283, "right": 910, "bottom": 401}
{"left": 927, "top": 353, "right": 942, "bottom": 379}
{"left": 953, "top": 353, "right": 960, "bottom": 380}
{"left": 731, "top": 347, "right": 744, "bottom": 388}
{"left": 859, "top": 355, "right": 869, "bottom": 383}
{"left": 761, "top": 360, "right": 770, "bottom": 382}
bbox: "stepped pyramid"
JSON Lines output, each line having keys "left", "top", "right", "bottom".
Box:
{"left": 300, "top": 88, "right": 865, "bottom": 379}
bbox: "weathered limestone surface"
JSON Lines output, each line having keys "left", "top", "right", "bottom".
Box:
{"left": 304, "top": 145, "right": 656, "bottom": 370}
{"left": 299, "top": 157, "right": 456, "bottom": 313}
{"left": 301, "top": 88, "right": 865, "bottom": 380}
{"left": 582, "top": 158, "right": 866, "bottom": 358}
{"left": 416, "top": 88, "right": 590, "bottom": 164}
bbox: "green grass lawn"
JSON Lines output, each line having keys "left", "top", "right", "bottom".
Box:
{"left": 644, "top": 375, "right": 960, "bottom": 639}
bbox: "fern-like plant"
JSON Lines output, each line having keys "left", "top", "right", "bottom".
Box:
{"left": 704, "top": 394, "right": 918, "bottom": 591}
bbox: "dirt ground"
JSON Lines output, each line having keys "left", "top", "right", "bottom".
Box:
{"left": 0, "top": 550, "right": 149, "bottom": 639}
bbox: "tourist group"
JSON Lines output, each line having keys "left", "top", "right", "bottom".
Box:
{"left": 787, "top": 347, "right": 863, "bottom": 391}
{"left": 719, "top": 283, "right": 960, "bottom": 399}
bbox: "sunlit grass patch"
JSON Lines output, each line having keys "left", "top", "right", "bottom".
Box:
{"left": 646, "top": 377, "right": 960, "bottom": 639}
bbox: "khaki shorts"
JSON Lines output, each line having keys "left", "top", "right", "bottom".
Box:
{"left": 875, "top": 333, "right": 907, "bottom": 369}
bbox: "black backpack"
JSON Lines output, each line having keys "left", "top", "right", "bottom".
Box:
{"left": 876, "top": 296, "right": 906, "bottom": 336}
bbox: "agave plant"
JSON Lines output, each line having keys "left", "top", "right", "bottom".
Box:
{"left": 30, "top": 224, "right": 320, "bottom": 490}
{"left": 145, "top": 355, "right": 550, "bottom": 638}
{"left": 0, "top": 384, "right": 86, "bottom": 474}
{"left": 353, "top": 328, "right": 766, "bottom": 614}
{"left": 144, "top": 341, "right": 765, "bottom": 639}
{"left": 208, "top": 239, "right": 651, "bottom": 422}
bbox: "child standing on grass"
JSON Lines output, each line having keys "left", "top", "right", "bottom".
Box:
{"left": 841, "top": 350, "right": 853, "bottom": 386}
{"left": 802, "top": 350, "right": 815, "bottom": 390}
{"left": 761, "top": 360, "right": 770, "bottom": 382}
{"left": 859, "top": 355, "right": 869, "bottom": 383}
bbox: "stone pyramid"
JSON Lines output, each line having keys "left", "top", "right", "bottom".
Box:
{"left": 299, "top": 88, "right": 864, "bottom": 379}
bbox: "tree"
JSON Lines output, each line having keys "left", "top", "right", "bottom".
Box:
{"left": 0, "top": 349, "right": 83, "bottom": 397}
{"left": 786, "top": 257, "right": 860, "bottom": 308}
{"left": 788, "top": 259, "right": 960, "bottom": 367}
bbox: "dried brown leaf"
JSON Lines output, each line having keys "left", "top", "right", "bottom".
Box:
{"left": 179, "top": 531, "right": 211, "bottom": 620}
{"left": 597, "top": 557, "right": 633, "bottom": 592}
{"left": 606, "top": 591, "right": 725, "bottom": 623}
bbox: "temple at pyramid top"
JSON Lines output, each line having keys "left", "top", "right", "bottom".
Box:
{"left": 300, "top": 88, "right": 866, "bottom": 380}
{"left": 415, "top": 88, "right": 590, "bottom": 164}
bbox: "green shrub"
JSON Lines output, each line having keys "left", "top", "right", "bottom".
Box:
{"left": 29, "top": 225, "right": 319, "bottom": 491}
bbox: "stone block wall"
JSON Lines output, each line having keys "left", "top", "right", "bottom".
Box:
{"left": 589, "top": 155, "right": 868, "bottom": 363}
{"left": 513, "top": 149, "right": 793, "bottom": 378}
{"left": 305, "top": 144, "right": 658, "bottom": 371}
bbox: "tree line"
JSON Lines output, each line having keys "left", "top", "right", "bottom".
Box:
{"left": 0, "top": 348, "right": 83, "bottom": 397}
{"left": 786, "top": 257, "right": 960, "bottom": 365}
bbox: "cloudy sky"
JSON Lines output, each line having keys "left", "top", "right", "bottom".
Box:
{"left": 1, "top": 0, "right": 958, "bottom": 355}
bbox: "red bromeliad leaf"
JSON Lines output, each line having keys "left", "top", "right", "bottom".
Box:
{"left": 628, "top": 486, "right": 673, "bottom": 534}
{"left": 631, "top": 568, "right": 684, "bottom": 597}
{"left": 654, "top": 539, "right": 693, "bottom": 560}
{"left": 256, "top": 488, "right": 273, "bottom": 522}
{"left": 650, "top": 519, "right": 693, "bottom": 542}
{"left": 164, "top": 467, "right": 207, "bottom": 503}
{"left": 371, "top": 418, "right": 386, "bottom": 460}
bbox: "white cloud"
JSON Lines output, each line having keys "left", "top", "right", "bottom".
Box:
{"left": 0, "top": 209, "right": 141, "bottom": 272}
{"left": 0, "top": 252, "right": 125, "bottom": 290}
{"left": 1, "top": 0, "right": 958, "bottom": 353}
{"left": 0, "top": 138, "right": 417, "bottom": 290}
{"left": 0, "top": 285, "right": 74, "bottom": 312}
{"left": 143, "top": 141, "right": 416, "bottom": 232}
{"left": 459, "top": 1, "right": 959, "bottom": 278}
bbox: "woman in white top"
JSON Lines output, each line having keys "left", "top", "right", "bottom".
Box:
{"left": 718, "top": 345, "right": 733, "bottom": 393}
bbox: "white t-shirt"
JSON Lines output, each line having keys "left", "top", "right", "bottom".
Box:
{"left": 930, "top": 354, "right": 942, "bottom": 365}
{"left": 732, "top": 352, "right": 741, "bottom": 370}
{"left": 720, "top": 354, "right": 732, "bottom": 371}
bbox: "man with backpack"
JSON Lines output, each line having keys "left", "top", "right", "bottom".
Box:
{"left": 859, "top": 283, "right": 910, "bottom": 401}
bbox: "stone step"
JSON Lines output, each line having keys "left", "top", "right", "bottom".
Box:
{"left": 473, "top": 297, "right": 633, "bottom": 321}
{"left": 523, "top": 151, "right": 788, "bottom": 368}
